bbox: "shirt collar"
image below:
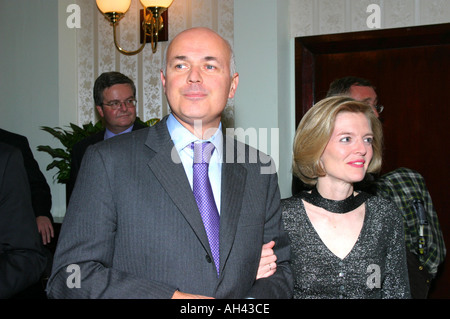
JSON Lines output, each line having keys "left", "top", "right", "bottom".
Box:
{"left": 104, "top": 124, "right": 134, "bottom": 140}
{"left": 166, "top": 113, "right": 223, "bottom": 160}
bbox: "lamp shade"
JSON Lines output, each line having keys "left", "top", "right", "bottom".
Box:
{"left": 140, "top": 0, "right": 174, "bottom": 8}
{"left": 96, "top": 0, "right": 132, "bottom": 14}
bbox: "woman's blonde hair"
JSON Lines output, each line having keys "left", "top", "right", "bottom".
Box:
{"left": 292, "top": 96, "right": 383, "bottom": 186}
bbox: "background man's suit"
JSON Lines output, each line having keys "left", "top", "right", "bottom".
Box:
{"left": 0, "top": 128, "right": 53, "bottom": 222}
{"left": 47, "top": 116, "right": 293, "bottom": 298}
{"left": 0, "top": 143, "right": 47, "bottom": 298}
{"left": 67, "top": 121, "right": 147, "bottom": 201}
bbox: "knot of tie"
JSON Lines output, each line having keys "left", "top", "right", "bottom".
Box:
{"left": 191, "top": 142, "right": 215, "bottom": 165}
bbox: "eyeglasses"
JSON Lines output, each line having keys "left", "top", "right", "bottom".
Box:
{"left": 375, "top": 105, "right": 384, "bottom": 114}
{"left": 102, "top": 99, "right": 137, "bottom": 110}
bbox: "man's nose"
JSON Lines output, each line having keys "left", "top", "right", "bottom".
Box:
{"left": 187, "top": 67, "right": 203, "bottom": 84}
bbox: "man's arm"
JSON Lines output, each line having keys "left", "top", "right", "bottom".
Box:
{"left": 6, "top": 134, "right": 54, "bottom": 244}
{"left": 247, "top": 164, "right": 293, "bottom": 299}
{"left": 0, "top": 146, "right": 47, "bottom": 298}
{"left": 14, "top": 134, "right": 53, "bottom": 221}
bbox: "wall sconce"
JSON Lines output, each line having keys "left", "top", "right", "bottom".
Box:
{"left": 96, "top": 0, "right": 174, "bottom": 56}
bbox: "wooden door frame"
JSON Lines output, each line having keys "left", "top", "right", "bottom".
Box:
{"left": 295, "top": 23, "right": 450, "bottom": 125}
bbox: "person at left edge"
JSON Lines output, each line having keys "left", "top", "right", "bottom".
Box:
{"left": 46, "top": 27, "right": 293, "bottom": 299}
{"left": 0, "top": 143, "right": 47, "bottom": 298}
{"left": 0, "top": 128, "right": 54, "bottom": 245}
{"left": 66, "top": 72, "right": 147, "bottom": 201}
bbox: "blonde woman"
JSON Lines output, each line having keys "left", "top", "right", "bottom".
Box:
{"left": 282, "top": 96, "right": 410, "bottom": 298}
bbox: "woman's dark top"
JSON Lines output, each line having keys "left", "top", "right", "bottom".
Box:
{"left": 282, "top": 194, "right": 411, "bottom": 299}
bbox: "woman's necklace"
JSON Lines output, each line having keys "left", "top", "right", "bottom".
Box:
{"left": 301, "top": 187, "right": 371, "bottom": 214}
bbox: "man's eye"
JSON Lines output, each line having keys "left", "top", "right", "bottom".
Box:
{"left": 205, "top": 65, "right": 216, "bottom": 70}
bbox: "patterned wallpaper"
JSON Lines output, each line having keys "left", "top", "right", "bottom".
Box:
{"left": 290, "top": 0, "right": 450, "bottom": 37}
{"left": 74, "top": 0, "right": 449, "bottom": 128}
{"left": 76, "top": 0, "right": 235, "bottom": 127}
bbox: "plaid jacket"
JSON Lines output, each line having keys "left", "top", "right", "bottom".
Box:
{"left": 375, "top": 167, "right": 446, "bottom": 276}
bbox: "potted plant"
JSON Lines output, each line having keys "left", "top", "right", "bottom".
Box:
{"left": 37, "top": 117, "right": 159, "bottom": 184}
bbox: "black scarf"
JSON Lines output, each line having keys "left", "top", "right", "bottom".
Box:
{"left": 300, "top": 187, "right": 371, "bottom": 214}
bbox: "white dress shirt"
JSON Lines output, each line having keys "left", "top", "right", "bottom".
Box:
{"left": 166, "top": 114, "right": 223, "bottom": 214}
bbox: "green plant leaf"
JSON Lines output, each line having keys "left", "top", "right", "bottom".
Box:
{"left": 146, "top": 118, "right": 160, "bottom": 126}
{"left": 38, "top": 118, "right": 159, "bottom": 184}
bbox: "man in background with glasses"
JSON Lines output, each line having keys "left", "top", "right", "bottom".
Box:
{"left": 67, "top": 72, "right": 147, "bottom": 201}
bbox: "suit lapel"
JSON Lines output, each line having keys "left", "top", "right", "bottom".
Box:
{"left": 218, "top": 136, "right": 247, "bottom": 274}
{"left": 144, "top": 121, "right": 248, "bottom": 275}
{"left": 144, "top": 118, "right": 212, "bottom": 255}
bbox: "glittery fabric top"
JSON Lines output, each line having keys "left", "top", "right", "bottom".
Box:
{"left": 282, "top": 194, "right": 411, "bottom": 299}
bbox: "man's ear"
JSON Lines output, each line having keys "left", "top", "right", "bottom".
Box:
{"left": 96, "top": 105, "right": 104, "bottom": 118}
{"left": 160, "top": 70, "right": 167, "bottom": 94}
{"left": 228, "top": 73, "right": 239, "bottom": 99}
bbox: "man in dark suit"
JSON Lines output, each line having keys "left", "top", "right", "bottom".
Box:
{"left": 47, "top": 27, "right": 293, "bottom": 299}
{"left": 0, "top": 143, "right": 48, "bottom": 298}
{"left": 0, "top": 128, "right": 53, "bottom": 245}
{"left": 67, "top": 72, "right": 147, "bottom": 200}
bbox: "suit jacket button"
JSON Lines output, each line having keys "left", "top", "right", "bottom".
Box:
{"left": 205, "top": 255, "right": 212, "bottom": 263}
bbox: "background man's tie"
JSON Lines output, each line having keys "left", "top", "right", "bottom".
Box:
{"left": 192, "top": 142, "right": 220, "bottom": 276}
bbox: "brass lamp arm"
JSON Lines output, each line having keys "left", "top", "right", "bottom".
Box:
{"left": 104, "top": 8, "right": 166, "bottom": 56}
{"left": 112, "top": 21, "right": 146, "bottom": 56}
{"left": 145, "top": 7, "right": 167, "bottom": 54}
{"left": 97, "top": 0, "right": 173, "bottom": 56}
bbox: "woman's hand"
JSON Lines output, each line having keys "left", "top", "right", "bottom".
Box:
{"left": 256, "top": 240, "right": 277, "bottom": 280}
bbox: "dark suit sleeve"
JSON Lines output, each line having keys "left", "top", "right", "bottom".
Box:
{"left": 4, "top": 134, "right": 52, "bottom": 221}
{"left": 67, "top": 141, "right": 83, "bottom": 202}
{"left": 0, "top": 145, "right": 48, "bottom": 298}
{"left": 247, "top": 163, "right": 294, "bottom": 299}
{"left": 68, "top": 124, "right": 146, "bottom": 196}
{"left": 67, "top": 131, "right": 106, "bottom": 202}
